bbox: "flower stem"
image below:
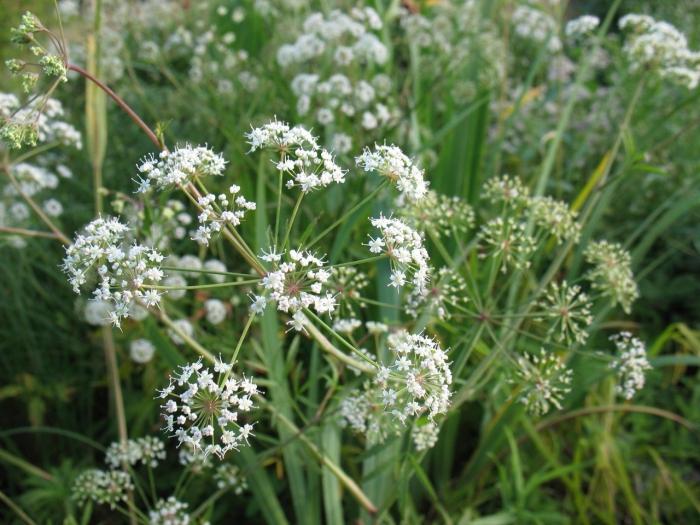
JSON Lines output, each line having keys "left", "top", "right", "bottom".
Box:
{"left": 67, "top": 63, "right": 161, "bottom": 149}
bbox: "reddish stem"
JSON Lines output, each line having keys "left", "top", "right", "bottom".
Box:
{"left": 68, "top": 63, "right": 162, "bottom": 149}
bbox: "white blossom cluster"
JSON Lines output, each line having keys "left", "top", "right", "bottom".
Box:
{"left": 192, "top": 184, "right": 256, "bottom": 245}
{"left": 609, "top": 332, "right": 652, "bottom": 400}
{"left": 205, "top": 298, "right": 228, "bottom": 325}
{"left": 367, "top": 214, "right": 430, "bottom": 293}
{"left": 72, "top": 469, "right": 133, "bottom": 509}
{"left": 62, "top": 217, "right": 165, "bottom": 327}
{"left": 565, "top": 15, "right": 599, "bottom": 39}
{"left": 584, "top": 240, "right": 639, "bottom": 314}
{"left": 158, "top": 358, "right": 259, "bottom": 459}
{"left": 149, "top": 496, "right": 191, "bottom": 525}
{"left": 513, "top": 349, "right": 572, "bottom": 416}
{"left": 130, "top": 338, "right": 156, "bottom": 363}
{"left": 412, "top": 421, "right": 440, "bottom": 452}
{"left": 105, "top": 436, "right": 166, "bottom": 469}
{"left": 1, "top": 162, "right": 70, "bottom": 241}
{"left": 619, "top": 14, "right": 700, "bottom": 89}
{"left": 340, "top": 331, "right": 451, "bottom": 448}
{"left": 252, "top": 248, "right": 336, "bottom": 329}
{"left": 277, "top": 8, "right": 385, "bottom": 67}
{"left": 356, "top": 145, "right": 429, "bottom": 202}
{"left": 277, "top": 8, "right": 398, "bottom": 138}
{"left": 399, "top": 0, "right": 506, "bottom": 94}
{"left": 0, "top": 93, "right": 82, "bottom": 150}
{"left": 136, "top": 145, "right": 227, "bottom": 193}
{"left": 511, "top": 5, "right": 562, "bottom": 53}
{"left": 246, "top": 120, "right": 346, "bottom": 193}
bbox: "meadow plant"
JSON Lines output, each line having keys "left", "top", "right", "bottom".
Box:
{"left": 0, "top": 2, "right": 697, "bottom": 523}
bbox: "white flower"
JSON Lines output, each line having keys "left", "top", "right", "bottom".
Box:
{"left": 356, "top": 144, "right": 429, "bottom": 202}
{"left": 130, "top": 338, "right": 156, "bottom": 364}
{"left": 512, "top": 350, "right": 572, "bottom": 416}
{"left": 105, "top": 436, "right": 165, "bottom": 469}
{"left": 367, "top": 214, "right": 430, "bottom": 294}
{"left": 565, "top": 15, "right": 600, "bottom": 39}
{"left": 62, "top": 218, "right": 164, "bottom": 327}
{"left": 246, "top": 119, "right": 346, "bottom": 193}
{"left": 136, "top": 144, "right": 226, "bottom": 192}
{"left": 158, "top": 359, "right": 260, "bottom": 458}
{"left": 609, "top": 332, "right": 652, "bottom": 400}
{"left": 149, "top": 497, "right": 190, "bottom": 525}
{"left": 205, "top": 299, "right": 227, "bottom": 325}
{"left": 253, "top": 248, "right": 335, "bottom": 324}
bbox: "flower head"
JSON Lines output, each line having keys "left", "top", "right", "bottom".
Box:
{"left": 356, "top": 144, "right": 429, "bottom": 202}
{"left": 584, "top": 240, "right": 638, "bottom": 313}
{"left": 536, "top": 281, "right": 592, "bottom": 344}
{"left": 246, "top": 119, "right": 345, "bottom": 193}
{"left": 158, "top": 359, "right": 260, "bottom": 459}
{"left": 62, "top": 217, "right": 164, "bottom": 327}
{"left": 609, "top": 332, "right": 651, "bottom": 400}
{"left": 136, "top": 145, "right": 226, "bottom": 192}
{"left": 72, "top": 469, "right": 133, "bottom": 509}
{"left": 512, "top": 349, "right": 572, "bottom": 416}
{"left": 368, "top": 214, "right": 430, "bottom": 293}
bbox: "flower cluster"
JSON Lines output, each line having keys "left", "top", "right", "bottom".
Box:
{"left": 252, "top": 249, "right": 335, "bottom": 328}
{"left": 512, "top": 349, "right": 572, "bottom": 416}
{"left": 406, "top": 267, "right": 467, "bottom": 320}
{"left": 399, "top": 0, "right": 506, "bottom": 94}
{"left": 328, "top": 266, "right": 369, "bottom": 317}
{"left": 619, "top": 14, "right": 700, "bottom": 89}
{"left": 7, "top": 12, "right": 67, "bottom": 91}
{"left": 215, "top": 463, "right": 248, "bottom": 494}
{"left": 397, "top": 190, "right": 474, "bottom": 237}
{"left": 478, "top": 217, "right": 535, "bottom": 273}
{"left": 367, "top": 214, "right": 430, "bottom": 293}
{"left": 356, "top": 145, "right": 429, "bottom": 202}
{"left": 192, "top": 184, "right": 256, "bottom": 245}
{"left": 529, "top": 196, "right": 581, "bottom": 243}
{"left": 483, "top": 175, "right": 530, "bottom": 207}
{"left": 584, "top": 240, "right": 639, "bottom": 313}
{"left": 246, "top": 120, "right": 346, "bottom": 193}
{"left": 609, "top": 332, "right": 651, "bottom": 400}
{"left": 536, "top": 281, "right": 592, "bottom": 344}
{"left": 340, "top": 331, "right": 451, "bottom": 448}
{"left": 565, "top": 15, "right": 600, "bottom": 39}
{"left": 136, "top": 145, "right": 227, "bottom": 192}
{"left": 130, "top": 338, "right": 156, "bottom": 363}
{"left": 105, "top": 436, "right": 166, "bottom": 469}
{"left": 62, "top": 217, "right": 165, "bottom": 327}
{"left": 149, "top": 497, "right": 191, "bottom": 525}
{"left": 72, "top": 469, "right": 133, "bottom": 509}
{"left": 1, "top": 93, "right": 81, "bottom": 150}
{"left": 158, "top": 359, "right": 259, "bottom": 458}
{"left": 277, "top": 8, "right": 385, "bottom": 67}
{"left": 511, "top": 5, "right": 562, "bottom": 53}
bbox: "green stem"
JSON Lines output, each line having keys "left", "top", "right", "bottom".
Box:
{"left": 282, "top": 192, "right": 304, "bottom": 252}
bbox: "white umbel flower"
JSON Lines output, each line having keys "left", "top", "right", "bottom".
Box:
{"left": 62, "top": 217, "right": 164, "bottom": 327}
{"left": 367, "top": 214, "right": 430, "bottom": 294}
{"left": 246, "top": 119, "right": 345, "bottom": 193}
{"left": 609, "top": 332, "right": 652, "bottom": 400}
{"left": 158, "top": 359, "right": 260, "bottom": 459}
{"left": 136, "top": 144, "right": 226, "bottom": 192}
{"left": 356, "top": 144, "right": 429, "bottom": 202}
{"left": 130, "top": 338, "right": 156, "bottom": 363}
